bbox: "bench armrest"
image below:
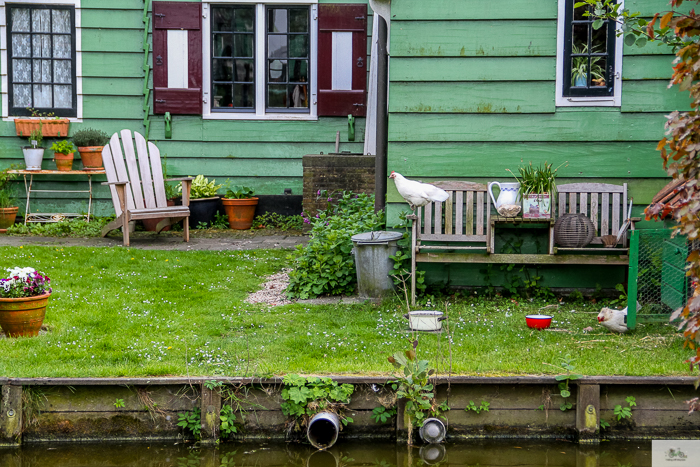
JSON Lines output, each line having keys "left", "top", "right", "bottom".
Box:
{"left": 101, "top": 181, "right": 128, "bottom": 186}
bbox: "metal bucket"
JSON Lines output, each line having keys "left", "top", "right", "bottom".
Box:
{"left": 419, "top": 418, "right": 446, "bottom": 444}
{"left": 307, "top": 412, "right": 340, "bottom": 450}
{"left": 351, "top": 231, "right": 403, "bottom": 299}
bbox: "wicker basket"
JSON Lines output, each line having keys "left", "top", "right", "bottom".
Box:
{"left": 554, "top": 213, "right": 595, "bottom": 248}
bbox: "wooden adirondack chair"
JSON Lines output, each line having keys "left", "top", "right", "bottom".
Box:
{"left": 101, "top": 130, "right": 192, "bottom": 246}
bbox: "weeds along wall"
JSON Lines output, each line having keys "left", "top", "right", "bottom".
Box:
{"left": 0, "top": 0, "right": 371, "bottom": 217}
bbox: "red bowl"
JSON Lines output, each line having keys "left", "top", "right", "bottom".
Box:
{"left": 525, "top": 314, "right": 552, "bottom": 330}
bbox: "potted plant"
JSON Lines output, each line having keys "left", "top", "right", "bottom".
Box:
{"left": 0, "top": 267, "right": 52, "bottom": 337}
{"left": 72, "top": 128, "right": 110, "bottom": 170}
{"left": 508, "top": 161, "right": 565, "bottom": 219}
{"left": 15, "top": 108, "right": 70, "bottom": 138}
{"left": 22, "top": 126, "right": 45, "bottom": 171}
{"left": 50, "top": 140, "right": 77, "bottom": 172}
{"left": 180, "top": 175, "right": 222, "bottom": 228}
{"left": 0, "top": 167, "right": 19, "bottom": 232}
{"left": 571, "top": 44, "right": 605, "bottom": 87}
{"left": 222, "top": 185, "right": 259, "bottom": 230}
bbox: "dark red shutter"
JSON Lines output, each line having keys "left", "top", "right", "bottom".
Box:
{"left": 317, "top": 4, "right": 367, "bottom": 117}
{"left": 153, "top": 2, "right": 202, "bottom": 115}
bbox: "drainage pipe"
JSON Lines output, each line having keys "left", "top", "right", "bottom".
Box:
{"left": 307, "top": 412, "right": 341, "bottom": 450}
{"left": 374, "top": 15, "right": 389, "bottom": 214}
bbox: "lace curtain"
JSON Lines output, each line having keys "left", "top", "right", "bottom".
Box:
{"left": 10, "top": 8, "right": 73, "bottom": 109}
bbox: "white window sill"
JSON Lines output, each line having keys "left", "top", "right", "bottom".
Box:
{"left": 203, "top": 113, "right": 318, "bottom": 121}
{"left": 3, "top": 116, "right": 83, "bottom": 123}
{"left": 555, "top": 96, "right": 620, "bottom": 108}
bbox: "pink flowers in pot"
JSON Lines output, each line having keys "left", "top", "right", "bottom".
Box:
{"left": 0, "top": 267, "right": 52, "bottom": 298}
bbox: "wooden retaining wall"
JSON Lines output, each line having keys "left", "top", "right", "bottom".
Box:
{"left": 0, "top": 376, "right": 698, "bottom": 446}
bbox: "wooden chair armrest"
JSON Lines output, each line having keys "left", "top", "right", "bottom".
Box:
{"left": 165, "top": 177, "right": 194, "bottom": 182}
{"left": 102, "top": 181, "right": 128, "bottom": 186}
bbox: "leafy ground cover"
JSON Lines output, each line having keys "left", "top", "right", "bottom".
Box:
{"left": 0, "top": 245, "right": 692, "bottom": 378}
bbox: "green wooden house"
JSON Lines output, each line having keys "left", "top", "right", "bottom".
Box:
{"left": 0, "top": 0, "right": 683, "bottom": 289}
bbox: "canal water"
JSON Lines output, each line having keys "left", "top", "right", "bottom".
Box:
{"left": 0, "top": 440, "right": 651, "bottom": 466}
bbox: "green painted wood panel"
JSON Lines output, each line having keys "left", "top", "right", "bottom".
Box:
{"left": 155, "top": 141, "right": 365, "bottom": 159}
{"left": 82, "top": 0, "right": 145, "bottom": 9}
{"left": 387, "top": 142, "right": 667, "bottom": 178}
{"left": 391, "top": 0, "right": 557, "bottom": 20}
{"left": 391, "top": 20, "right": 556, "bottom": 57}
{"left": 81, "top": 9, "right": 143, "bottom": 29}
{"left": 389, "top": 82, "right": 555, "bottom": 113}
{"left": 83, "top": 78, "right": 143, "bottom": 96}
{"left": 388, "top": 112, "right": 668, "bottom": 142}
{"left": 391, "top": 57, "right": 556, "bottom": 82}
{"left": 624, "top": 40, "right": 675, "bottom": 56}
{"left": 622, "top": 81, "right": 692, "bottom": 112}
{"left": 623, "top": 55, "right": 674, "bottom": 80}
{"left": 83, "top": 96, "right": 144, "bottom": 119}
{"left": 627, "top": 0, "right": 692, "bottom": 17}
{"left": 163, "top": 158, "right": 301, "bottom": 177}
{"left": 82, "top": 30, "right": 142, "bottom": 53}
{"left": 82, "top": 53, "right": 144, "bottom": 78}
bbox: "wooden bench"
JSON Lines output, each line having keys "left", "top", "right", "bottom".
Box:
{"left": 409, "top": 181, "right": 635, "bottom": 305}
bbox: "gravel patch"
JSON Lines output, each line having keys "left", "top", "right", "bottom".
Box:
{"left": 245, "top": 269, "right": 294, "bottom": 306}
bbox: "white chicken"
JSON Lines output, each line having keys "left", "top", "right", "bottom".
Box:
{"left": 389, "top": 171, "right": 450, "bottom": 212}
{"left": 597, "top": 307, "right": 628, "bottom": 333}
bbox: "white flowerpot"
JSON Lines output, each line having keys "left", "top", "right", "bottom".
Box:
{"left": 22, "top": 147, "right": 45, "bottom": 171}
{"left": 405, "top": 310, "right": 445, "bottom": 331}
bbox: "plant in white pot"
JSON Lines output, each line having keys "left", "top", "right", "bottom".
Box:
{"left": 22, "top": 126, "right": 45, "bottom": 171}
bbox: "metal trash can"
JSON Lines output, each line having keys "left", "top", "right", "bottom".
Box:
{"left": 351, "top": 231, "right": 404, "bottom": 299}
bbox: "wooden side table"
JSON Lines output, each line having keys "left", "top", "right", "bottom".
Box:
{"left": 9, "top": 169, "right": 105, "bottom": 224}
{"left": 489, "top": 216, "right": 555, "bottom": 255}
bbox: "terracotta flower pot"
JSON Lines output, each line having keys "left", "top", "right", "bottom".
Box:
{"left": 77, "top": 146, "right": 104, "bottom": 170}
{"left": 222, "top": 197, "right": 259, "bottom": 230}
{"left": 54, "top": 152, "right": 74, "bottom": 171}
{"left": 15, "top": 118, "right": 70, "bottom": 137}
{"left": 0, "top": 293, "right": 50, "bottom": 337}
{"left": 142, "top": 199, "right": 176, "bottom": 232}
{"left": 0, "top": 206, "right": 19, "bottom": 231}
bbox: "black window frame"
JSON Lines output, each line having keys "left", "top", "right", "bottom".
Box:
{"left": 265, "top": 5, "right": 310, "bottom": 113}
{"left": 562, "top": 0, "right": 617, "bottom": 98}
{"left": 6, "top": 3, "right": 77, "bottom": 117}
{"left": 211, "top": 4, "right": 256, "bottom": 113}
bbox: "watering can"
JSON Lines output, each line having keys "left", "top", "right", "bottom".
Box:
{"left": 487, "top": 182, "right": 520, "bottom": 209}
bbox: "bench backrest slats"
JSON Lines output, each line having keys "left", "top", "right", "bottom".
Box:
{"left": 416, "top": 181, "right": 490, "bottom": 242}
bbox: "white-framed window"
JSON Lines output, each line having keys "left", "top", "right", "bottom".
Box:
{"left": 0, "top": 0, "right": 82, "bottom": 120}
{"left": 556, "top": 0, "right": 623, "bottom": 107}
{"left": 202, "top": 0, "right": 318, "bottom": 120}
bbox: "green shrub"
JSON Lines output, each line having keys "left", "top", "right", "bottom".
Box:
{"left": 72, "top": 128, "right": 110, "bottom": 147}
{"left": 286, "top": 191, "right": 384, "bottom": 299}
{"left": 7, "top": 217, "right": 113, "bottom": 237}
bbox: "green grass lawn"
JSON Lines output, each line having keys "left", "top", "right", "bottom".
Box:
{"left": 0, "top": 245, "right": 693, "bottom": 378}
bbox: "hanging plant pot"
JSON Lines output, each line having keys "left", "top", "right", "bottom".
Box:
{"left": 189, "top": 197, "right": 221, "bottom": 228}
{"left": 15, "top": 118, "right": 70, "bottom": 137}
{"left": 22, "top": 147, "right": 45, "bottom": 171}
{"left": 222, "top": 197, "right": 259, "bottom": 230}
{"left": 77, "top": 146, "right": 104, "bottom": 170}
{"left": 0, "top": 206, "right": 19, "bottom": 232}
{"left": 54, "top": 153, "right": 74, "bottom": 172}
{"left": 0, "top": 293, "right": 50, "bottom": 337}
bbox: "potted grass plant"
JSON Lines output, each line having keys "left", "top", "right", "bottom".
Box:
{"left": 50, "top": 140, "right": 77, "bottom": 172}
{"left": 508, "top": 162, "right": 566, "bottom": 219}
{"left": 180, "top": 175, "right": 222, "bottom": 228}
{"left": 222, "top": 185, "right": 258, "bottom": 230}
{"left": 0, "top": 167, "right": 19, "bottom": 232}
{"left": 72, "top": 128, "right": 110, "bottom": 170}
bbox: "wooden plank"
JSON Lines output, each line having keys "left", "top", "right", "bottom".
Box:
{"left": 591, "top": 194, "right": 599, "bottom": 231}
{"left": 465, "top": 191, "right": 474, "bottom": 235}
{"left": 622, "top": 80, "right": 693, "bottom": 112}
{"left": 390, "top": 57, "right": 556, "bottom": 82}
{"left": 388, "top": 113, "right": 669, "bottom": 142}
{"left": 81, "top": 9, "right": 144, "bottom": 29}
{"left": 558, "top": 183, "right": 626, "bottom": 194}
{"left": 155, "top": 141, "right": 365, "bottom": 159}
{"left": 435, "top": 201, "right": 443, "bottom": 235}
{"left": 82, "top": 52, "right": 146, "bottom": 78}
{"left": 476, "top": 192, "right": 484, "bottom": 236}
{"left": 120, "top": 130, "right": 145, "bottom": 210}
{"left": 391, "top": 20, "right": 556, "bottom": 58}
{"left": 82, "top": 29, "right": 143, "bottom": 53}
{"left": 200, "top": 118, "right": 367, "bottom": 143}
{"left": 622, "top": 55, "right": 674, "bottom": 80}
{"left": 83, "top": 96, "right": 144, "bottom": 119}
{"left": 444, "top": 193, "right": 453, "bottom": 235}
{"left": 612, "top": 193, "right": 621, "bottom": 235}
{"left": 601, "top": 193, "right": 610, "bottom": 236}
{"left": 389, "top": 82, "right": 555, "bottom": 113}
{"left": 135, "top": 133, "right": 156, "bottom": 209}
{"left": 579, "top": 193, "right": 588, "bottom": 215}
{"left": 558, "top": 192, "right": 567, "bottom": 218}
{"left": 391, "top": 1, "right": 557, "bottom": 20}
{"left": 424, "top": 203, "right": 432, "bottom": 235}
{"left": 569, "top": 192, "right": 577, "bottom": 214}
{"left": 82, "top": 0, "right": 145, "bottom": 9}
{"left": 106, "top": 132, "right": 136, "bottom": 211}
{"left": 148, "top": 142, "right": 168, "bottom": 208}
{"left": 415, "top": 252, "right": 629, "bottom": 265}
{"left": 455, "top": 191, "right": 464, "bottom": 235}
{"left": 83, "top": 78, "right": 143, "bottom": 96}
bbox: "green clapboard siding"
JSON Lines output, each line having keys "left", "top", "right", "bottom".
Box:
{"left": 82, "top": 0, "right": 145, "bottom": 9}
{"left": 391, "top": 20, "right": 557, "bottom": 57}
{"left": 83, "top": 78, "right": 144, "bottom": 96}
{"left": 388, "top": 112, "right": 668, "bottom": 142}
{"left": 623, "top": 55, "right": 674, "bottom": 80}
{"left": 81, "top": 9, "right": 144, "bottom": 29}
{"left": 390, "top": 57, "right": 556, "bottom": 82}
{"left": 622, "top": 81, "right": 693, "bottom": 112}
{"left": 387, "top": 142, "right": 667, "bottom": 178}
{"left": 82, "top": 29, "right": 143, "bottom": 53}
{"left": 389, "top": 82, "right": 555, "bottom": 113}
{"left": 155, "top": 141, "right": 365, "bottom": 159}
{"left": 82, "top": 52, "right": 144, "bottom": 78}
{"left": 83, "top": 96, "right": 144, "bottom": 119}
{"left": 391, "top": 0, "right": 557, "bottom": 20}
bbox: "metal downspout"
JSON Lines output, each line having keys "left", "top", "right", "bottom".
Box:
{"left": 374, "top": 16, "right": 389, "bottom": 214}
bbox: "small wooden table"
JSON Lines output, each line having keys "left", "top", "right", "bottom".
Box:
{"left": 9, "top": 169, "right": 105, "bottom": 224}
{"left": 489, "top": 216, "right": 555, "bottom": 255}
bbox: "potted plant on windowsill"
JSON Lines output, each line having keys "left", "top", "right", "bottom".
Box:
{"left": 72, "top": 128, "right": 110, "bottom": 170}
{"left": 50, "top": 140, "right": 77, "bottom": 172}
{"left": 15, "top": 108, "right": 70, "bottom": 138}
{"left": 180, "top": 175, "right": 222, "bottom": 228}
{"left": 22, "top": 127, "right": 45, "bottom": 171}
{"left": 222, "top": 185, "right": 259, "bottom": 230}
{"left": 508, "top": 161, "right": 566, "bottom": 219}
{"left": 0, "top": 167, "right": 19, "bottom": 233}
{"left": 571, "top": 44, "right": 606, "bottom": 87}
